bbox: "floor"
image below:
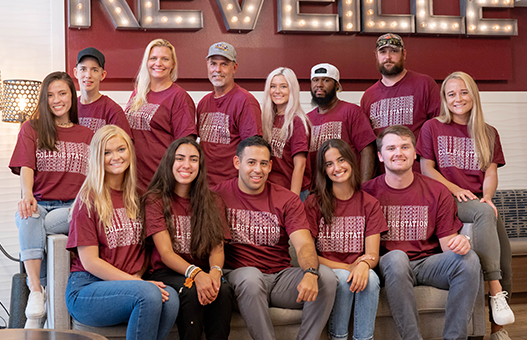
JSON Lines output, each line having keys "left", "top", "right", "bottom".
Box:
{"left": 484, "top": 302, "right": 527, "bottom": 339}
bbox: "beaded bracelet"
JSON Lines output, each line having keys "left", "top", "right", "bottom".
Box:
{"left": 210, "top": 265, "right": 223, "bottom": 276}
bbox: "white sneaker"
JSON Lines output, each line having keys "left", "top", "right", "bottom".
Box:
{"left": 489, "top": 291, "right": 515, "bottom": 325}
{"left": 490, "top": 329, "right": 511, "bottom": 340}
{"left": 25, "top": 285, "right": 46, "bottom": 319}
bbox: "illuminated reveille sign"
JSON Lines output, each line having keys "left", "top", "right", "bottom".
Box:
{"left": 68, "top": 0, "right": 518, "bottom": 36}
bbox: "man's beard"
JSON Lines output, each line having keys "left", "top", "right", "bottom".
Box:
{"left": 310, "top": 87, "right": 337, "bottom": 108}
{"left": 377, "top": 60, "right": 404, "bottom": 76}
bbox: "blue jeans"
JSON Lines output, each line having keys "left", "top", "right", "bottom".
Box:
{"left": 328, "top": 269, "right": 380, "bottom": 340}
{"left": 66, "top": 271, "right": 179, "bottom": 340}
{"left": 16, "top": 199, "right": 73, "bottom": 286}
{"left": 379, "top": 250, "right": 480, "bottom": 340}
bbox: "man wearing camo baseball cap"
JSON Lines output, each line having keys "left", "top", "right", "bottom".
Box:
{"left": 361, "top": 32, "right": 441, "bottom": 176}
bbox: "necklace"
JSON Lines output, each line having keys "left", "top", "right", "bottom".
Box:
{"left": 56, "top": 120, "right": 73, "bottom": 127}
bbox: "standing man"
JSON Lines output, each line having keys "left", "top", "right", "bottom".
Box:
{"left": 362, "top": 125, "right": 481, "bottom": 340}
{"left": 214, "top": 136, "right": 337, "bottom": 340}
{"left": 308, "top": 63, "right": 376, "bottom": 183}
{"left": 360, "top": 33, "right": 440, "bottom": 174}
{"left": 74, "top": 47, "right": 132, "bottom": 136}
{"left": 197, "top": 42, "right": 262, "bottom": 187}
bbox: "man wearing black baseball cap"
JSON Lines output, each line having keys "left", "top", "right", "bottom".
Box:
{"left": 360, "top": 33, "right": 440, "bottom": 175}
{"left": 74, "top": 47, "right": 131, "bottom": 136}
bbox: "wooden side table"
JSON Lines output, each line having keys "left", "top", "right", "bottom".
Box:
{"left": 0, "top": 328, "right": 108, "bottom": 339}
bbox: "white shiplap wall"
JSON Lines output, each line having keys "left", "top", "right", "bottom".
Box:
{"left": 0, "top": 0, "right": 63, "bottom": 325}
{"left": 1, "top": 0, "right": 527, "bottom": 327}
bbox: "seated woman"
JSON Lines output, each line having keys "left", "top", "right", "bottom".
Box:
{"left": 9, "top": 71, "right": 93, "bottom": 328}
{"left": 261, "top": 67, "right": 311, "bottom": 200}
{"left": 142, "top": 137, "right": 232, "bottom": 340}
{"left": 304, "top": 139, "right": 387, "bottom": 340}
{"left": 417, "top": 71, "right": 514, "bottom": 338}
{"left": 66, "top": 125, "right": 178, "bottom": 340}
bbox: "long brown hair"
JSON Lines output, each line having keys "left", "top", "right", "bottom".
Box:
{"left": 141, "top": 138, "right": 225, "bottom": 259}
{"left": 29, "top": 71, "right": 79, "bottom": 151}
{"left": 311, "top": 139, "right": 361, "bottom": 225}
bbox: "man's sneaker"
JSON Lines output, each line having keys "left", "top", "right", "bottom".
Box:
{"left": 25, "top": 285, "right": 46, "bottom": 319}
{"left": 490, "top": 328, "right": 511, "bottom": 340}
{"left": 489, "top": 291, "right": 515, "bottom": 325}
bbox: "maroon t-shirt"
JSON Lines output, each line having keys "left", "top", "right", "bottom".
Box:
{"left": 9, "top": 122, "right": 93, "bottom": 201}
{"left": 305, "top": 191, "right": 388, "bottom": 264}
{"left": 268, "top": 115, "right": 311, "bottom": 191}
{"left": 144, "top": 194, "right": 231, "bottom": 273}
{"left": 213, "top": 178, "right": 309, "bottom": 274}
{"left": 416, "top": 119, "right": 505, "bottom": 194}
{"left": 67, "top": 189, "right": 145, "bottom": 275}
{"left": 362, "top": 173, "right": 462, "bottom": 261}
{"left": 77, "top": 95, "right": 132, "bottom": 137}
{"left": 197, "top": 84, "right": 262, "bottom": 187}
{"left": 125, "top": 83, "right": 197, "bottom": 190}
{"left": 307, "top": 100, "right": 376, "bottom": 176}
{"left": 360, "top": 70, "right": 440, "bottom": 173}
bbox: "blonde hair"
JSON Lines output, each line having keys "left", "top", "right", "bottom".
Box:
{"left": 73, "top": 125, "right": 140, "bottom": 231}
{"left": 128, "top": 38, "right": 178, "bottom": 112}
{"left": 437, "top": 71, "right": 495, "bottom": 171}
{"left": 262, "top": 67, "right": 310, "bottom": 142}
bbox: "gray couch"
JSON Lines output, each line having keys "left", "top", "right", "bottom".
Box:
{"left": 46, "top": 224, "right": 485, "bottom": 340}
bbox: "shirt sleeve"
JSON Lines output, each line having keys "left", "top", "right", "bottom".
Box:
{"left": 107, "top": 100, "right": 133, "bottom": 138}
{"left": 144, "top": 196, "right": 170, "bottom": 238}
{"left": 284, "top": 194, "right": 311, "bottom": 237}
{"left": 67, "top": 199, "right": 100, "bottom": 251}
{"left": 434, "top": 185, "right": 463, "bottom": 239}
{"left": 171, "top": 90, "right": 197, "bottom": 139}
{"left": 290, "top": 117, "right": 310, "bottom": 157}
{"left": 416, "top": 120, "right": 436, "bottom": 161}
{"left": 364, "top": 195, "right": 389, "bottom": 237}
{"left": 491, "top": 127, "right": 506, "bottom": 167}
{"left": 349, "top": 105, "right": 377, "bottom": 152}
{"left": 303, "top": 195, "right": 320, "bottom": 239}
{"left": 9, "top": 121, "right": 37, "bottom": 175}
{"left": 238, "top": 96, "right": 262, "bottom": 140}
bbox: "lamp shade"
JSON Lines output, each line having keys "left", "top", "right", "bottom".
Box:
{"left": 1, "top": 79, "right": 42, "bottom": 123}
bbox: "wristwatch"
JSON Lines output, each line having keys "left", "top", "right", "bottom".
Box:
{"left": 304, "top": 267, "right": 319, "bottom": 277}
{"left": 462, "top": 234, "right": 471, "bottom": 242}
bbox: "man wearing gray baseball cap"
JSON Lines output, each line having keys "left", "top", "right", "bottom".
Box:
{"left": 197, "top": 42, "right": 262, "bottom": 187}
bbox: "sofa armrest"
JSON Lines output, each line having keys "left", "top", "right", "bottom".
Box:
{"left": 47, "top": 234, "right": 71, "bottom": 330}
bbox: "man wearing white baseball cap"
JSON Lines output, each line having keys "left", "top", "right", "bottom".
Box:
{"left": 197, "top": 42, "right": 262, "bottom": 186}
{"left": 307, "top": 63, "right": 376, "bottom": 183}
{"left": 360, "top": 33, "right": 440, "bottom": 175}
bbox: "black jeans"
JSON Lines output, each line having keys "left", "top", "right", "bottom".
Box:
{"left": 148, "top": 268, "right": 233, "bottom": 340}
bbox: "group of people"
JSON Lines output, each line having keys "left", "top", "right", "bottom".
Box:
{"left": 10, "top": 32, "right": 515, "bottom": 340}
